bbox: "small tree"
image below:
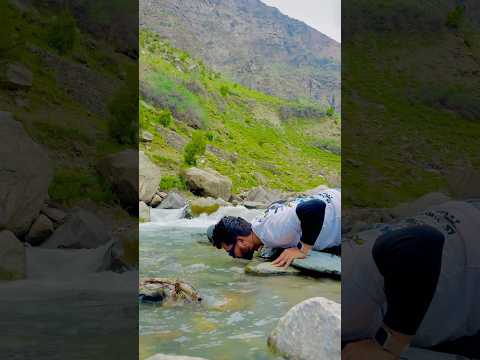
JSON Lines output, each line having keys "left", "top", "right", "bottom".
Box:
{"left": 108, "top": 85, "right": 138, "bottom": 144}
{"left": 183, "top": 131, "right": 206, "bottom": 166}
{"left": 47, "top": 11, "right": 77, "bottom": 55}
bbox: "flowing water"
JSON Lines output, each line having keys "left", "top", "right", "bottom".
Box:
{"left": 140, "top": 206, "right": 341, "bottom": 360}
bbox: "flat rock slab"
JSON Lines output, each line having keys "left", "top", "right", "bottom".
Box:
{"left": 245, "top": 261, "right": 300, "bottom": 276}
{"left": 292, "top": 251, "right": 341, "bottom": 276}
{"left": 402, "top": 347, "right": 471, "bottom": 359}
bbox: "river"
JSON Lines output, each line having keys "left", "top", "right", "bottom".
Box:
{"left": 139, "top": 206, "right": 341, "bottom": 360}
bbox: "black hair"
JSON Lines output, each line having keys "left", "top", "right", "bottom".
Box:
{"left": 211, "top": 216, "right": 252, "bottom": 249}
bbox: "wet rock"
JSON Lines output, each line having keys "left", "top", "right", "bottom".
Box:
{"left": 139, "top": 202, "right": 150, "bottom": 223}
{"left": 150, "top": 194, "right": 164, "bottom": 208}
{"left": 268, "top": 297, "right": 340, "bottom": 360}
{"left": 0, "top": 111, "right": 52, "bottom": 236}
{"left": 183, "top": 167, "right": 232, "bottom": 201}
{"left": 41, "top": 209, "right": 111, "bottom": 249}
{"left": 25, "top": 214, "right": 54, "bottom": 245}
{"left": 242, "top": 201, "right": 267, "bottom": 209}
{"left": 139, "top": 278, "right": 202, "bottom": 304}
{"left": 139, "top": 151, "right": 162, "bottom": 203}
{"left": 146, "top": 354, "right": 209, "bottom": 360}
{"left": 245, "top": 261, "right": 300, "bottom": 276}
{"left": 190, "top": 197, "right": 222, "bottom": 216}
{"left": 41, "top": 205, "right": 67, "bottom": 224}
{"left": 96, "top": 149, "right": 139, "bottom": 211}
{"left": 0, "top": 230, "right": 25, "bottom": 280}
{"left": 158, "top": 192, "right": 187, "bottom": 209}
{"left": 141, "top": 131, "right": 154, "bottom": 142}
{"left": 292, "top": 252, "right": 341, "bottom": 276}
{"left": 2, "top": 62, "right": 33, "bottom": 90}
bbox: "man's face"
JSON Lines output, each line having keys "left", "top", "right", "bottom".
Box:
{"left": 222, "top": 234, "right": 255, "bottom": 260}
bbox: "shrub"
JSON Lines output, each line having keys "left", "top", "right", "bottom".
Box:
{"left": 446, "top": 5, "right": 465, "bottom": 29}
{"left": 109, "top": 85, "right": 138, "bottom": 144}
{"left": 158, "top": 109, "right": 173, "bottom": 127}
{"left": 0, "top": 2, "right": 14, "bottom": 59}
{"left": 183, "top": 131, "right": 206, "bottom": 165}
{"left": 326, "top": 106, "right": 335, "bottom": 117}
{"left": 160, "top": 175, "right": 187, "bottom": 191}
{"left": 206, "top": 131, "right": 215, "bottom": 141}
{"left": 220, "top": 85, "right": 230, "bottom": 97}
{"left": 47, "top": 12, "right": 77, "bottom": 55}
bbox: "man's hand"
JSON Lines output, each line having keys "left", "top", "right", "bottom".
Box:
{"left": 342, "top": 339, "right": 396, "bottom": 360}
{"left": 271, "top": 248, "right": 306, "bottom": 268}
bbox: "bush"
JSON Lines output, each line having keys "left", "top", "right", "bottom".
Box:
{"left": 158, "top": 109, "right": 173, "bottom": 127}
{"left": 109, "top": 86, "right": 138, "bottom": 144}
{"left": 47, "top": 12, "right": 77, "bottom": 55}
{"left": 160, "top": 175, "right": 187, "bottom": 191}
{"left": 220, "top": 85, "right": 230, "bottom": 97}
{"left": 183, "top": 131, "right": 206, "bottom": 165}
{"left": 446, "top": 5, "right": 465, "bottom": 29}
{"left": 0, "top": 2, "right": 14, "bottom": 59}
{"left": 326, "top": 106, "right": 335, "bottom": 117}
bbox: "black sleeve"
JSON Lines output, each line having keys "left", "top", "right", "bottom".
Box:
{"left": 372, "top": 225, "right": 445, "bottom": 336}
{"left": 295, "top": 199, "right": 326, "bottom": 246}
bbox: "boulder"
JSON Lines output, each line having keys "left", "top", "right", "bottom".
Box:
{"left": 245, "top": 186, "right": 283, "bottom": 205}
{"left": 158, "top": 192, "right": 187, "bottom": 209}
{"left": 183, "top": 167, "right": 232, "bottom": 201}
{"left": 139, "top": 202, "right": 150, "bottom": 223}
{"left": 0, "top": 112, "right": 52, "bottom": 236}
{"left": 25, "top": 214, "right": 54, "bottom": 245}
{"left": 141, "top": 131, "right": 154, "bottom": 142}
{"left": 41, "top": 205, "right": 67, "bottom": 224}
{"left": 139, "top": 151, "right": 162, "bottom": 203}
{"left": 0, "top": 230, "right": 25, "bottom": 280}
{"left": 146, "top": 354, "right": 208, "bottom": 360}
{"left": 96, "top": 149, "right": 138, "bottom": 211}
{"left": 157, "top": 126, "right": 187, "bottom": 151}
{"left": 268, "top": 297, "right": 340, "bottom": 360}
{"left": 245, "top": 261, "right": 300, "bottom": 276}
{"left": 2, "top": 62, "right": 33, "bottom": 90}
{"left": 190, "top": 197, "right": 221, "bottom": 216}
{"left": 41, "top": 209, "right": 111, "bottom": 249}
{"left": 292, "top": 252, "right": 341, "bottom": 276}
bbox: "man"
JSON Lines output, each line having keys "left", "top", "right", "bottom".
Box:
{"left": 207, "top": 188, "right": 341, "bottom": 267}
{"left": 342, "top": 198, "right": 480, "bottom": 359}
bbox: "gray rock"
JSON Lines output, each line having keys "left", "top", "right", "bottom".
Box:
{"left": 245, "top": 186, "right": 283, "bottom": 205}
{"left": 139, "top": 202, "right": 150, "bottom": 223}
{"left": 206, "top": 144, "right": 237, "bottom": 163}
{"left": 141, "top": 131, "right": 154, "bottom": 142}
{"left": 41, "top": 209, "right": 111, "bottom": 249}
{"left": 292, "top": 252, "right": 341, "bottom": 276}
{"left": 0, "top": 112, "right": 52, "bottom": 236}
{"left": 245, "top": 261, "right": 300, "bottom": 276}
{"left": 157, "top": 126, "right": 187, "bottom": 151}
{"left": 158, "top": 192, "right": 187, "bottom": 209}
{"left": 242, "top": 201, "right": 267, "bottom": 209}
{"left": 190, "top": 197, "right": 221, "bottom": 216}
{"left": 146, "top": 354, "right": 208, "bottom": 360}
{"left": 268, "top": 297, "right": 340, "bottom": 360}
{"left": 41, "top": 206, "right": 67, "bottom": 224}
{"left": 183, "top": 167, "right": 232, "bottom": 201}
{"left": 303, "top": 185, "right": 329, "bottom": 196}
{"left": 139, "top": 151, "right": 162, "bottom": 203}
{"left": 0, "top": 230, "right": 25, "bottom": 280}
{"left": 96, "top": 149, "right": 139, "bottom": 210}
{"left": 25, "top": 214, "right": 54, "bottom": 245}
{"left": 2, "top": 62, "right": 33, "bottom": 89}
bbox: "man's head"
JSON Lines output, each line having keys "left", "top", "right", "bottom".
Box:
{"left": 207, "top": 216, "right": 256, "bottom": 260}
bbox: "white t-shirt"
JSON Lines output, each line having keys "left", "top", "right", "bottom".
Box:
{"left": 251, "top": 189, "right": 341, "bottom": 251}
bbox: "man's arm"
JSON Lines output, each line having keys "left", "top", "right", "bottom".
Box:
{"left": 272, "top": 199, "right": 326, "bottom": 267}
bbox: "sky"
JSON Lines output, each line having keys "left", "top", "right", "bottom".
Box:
{"left": 260, "top": 0, "right": 341, "bottom": 42}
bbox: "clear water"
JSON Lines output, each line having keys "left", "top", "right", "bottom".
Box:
{"left": 139, "top": 207, "right": 341, "bottom": 360}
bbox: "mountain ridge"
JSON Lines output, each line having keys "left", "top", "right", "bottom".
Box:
{"left": 140, "top": 0, "right": 340, "bottom": 106}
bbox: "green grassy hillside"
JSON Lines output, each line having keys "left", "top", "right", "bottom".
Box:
{"left": 140, "top": 30, "right": 341, "bottom": 194}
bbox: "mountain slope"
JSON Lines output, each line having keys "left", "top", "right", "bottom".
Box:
{"left": 140, "top": 30, "right": 340, "bottom": 193}
{"left": 140, "top": 0, "right": 340, "bottom": 106}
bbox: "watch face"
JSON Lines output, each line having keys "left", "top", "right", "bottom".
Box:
{"left": 375, "top": 327, "right": 388, "bottom": 346}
